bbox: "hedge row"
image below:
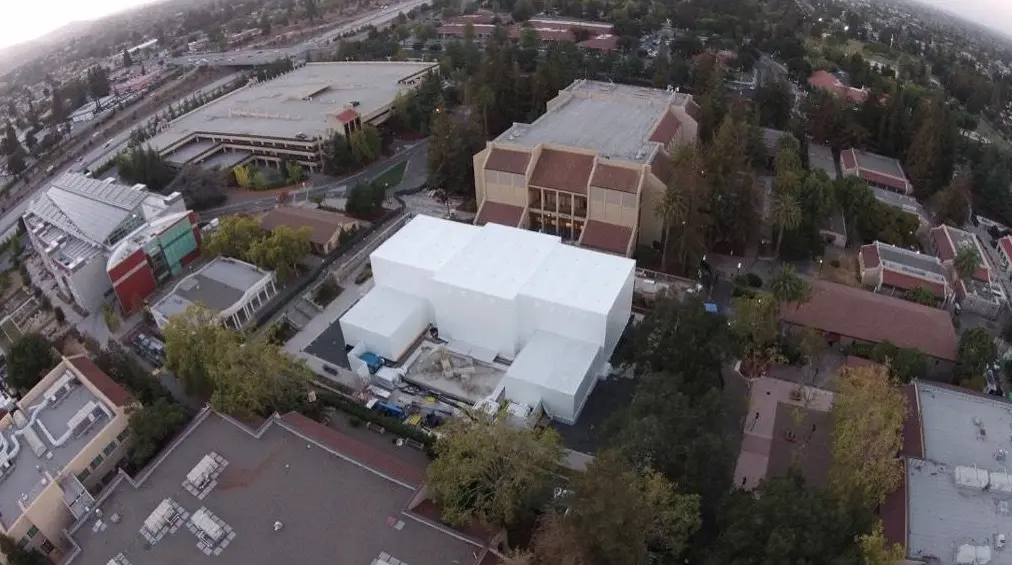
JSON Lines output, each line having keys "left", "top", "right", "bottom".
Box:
{"left": 315, "top": 391, "right": 435, "bottom": 448}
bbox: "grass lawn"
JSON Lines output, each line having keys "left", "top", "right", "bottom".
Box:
{"left": 373, "top": 161, "right": 407, "bottom": 189}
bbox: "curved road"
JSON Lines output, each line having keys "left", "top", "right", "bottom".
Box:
{"left": 201, "top": 140, "right": 429, "bottom": 220}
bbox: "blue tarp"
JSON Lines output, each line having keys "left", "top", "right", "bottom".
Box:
{"left": 359, "top": 352, "right": 383, "bottom": 373}
{"left": 704, "top": 302, "right": 719, "bottom": 314}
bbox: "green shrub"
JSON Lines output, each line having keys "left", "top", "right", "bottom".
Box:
{"left": 315, "top": 391, "right": 434, "bottom": 448}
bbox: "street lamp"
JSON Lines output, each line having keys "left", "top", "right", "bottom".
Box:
{"left": 818, "top": 257, "right": 824, "bottom": 275}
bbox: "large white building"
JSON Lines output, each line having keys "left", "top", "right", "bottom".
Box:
{"left": 339, "top": 215, "right": 634, "bottom": 424}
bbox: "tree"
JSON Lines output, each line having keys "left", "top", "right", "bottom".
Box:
{"left": 6, "top": 150, "right": 26, "bottom": 177}
{"left": 466, "top": 81, "right": 496, "bottom": 136}
{"left": 202, "top": 215, "right": 263, "bottom": 260}
{"left": 247, "top": 225, "right": 312, "bottom": 280}
{"left": 164, "top": 304, "right": 235, "bottom": 397}
{"left": 771, "top": 191, "right": 802, "bottom": 258}
{"left": 0, "top": 534, "right": 47, "bottom": 565}
{"left": 858, "top": 521, "right": 905, "bottom": 565}
{"left": 302, "top": 0, "right": 319, "bottom": 20}
{"left": 427, "top": 419, "right": 564, "bottom": 527}
{"left": 659, "top": 144, "right": 710, "bottom": 275}
{"left": 757, "top": 79, "right": 793, "bottom": 129}
{"left": 6, "top": 333, "right": 57, "bottom": 392}
{"left": 730, "top": 292, "right": 780, "bottom": 351}
{"left": 656, "top": 179, "right": 687, "bottom": 273}
{"left": 512, "top": 0, "right": 535, "bottom": 20}
{"left": 428, "top": 111, "right": 484, "bottom": 195}
{"left": 708, "top": 472, "right": 864, "bottom": 564}
{"left": 904, "top": 286, "right": 937, "bottom": 306}
{"left": 349, "top": 124, "right": 382, "bottom": 165}
{"left": 163, "top": 304, "right": 311, "bottom": 416}
{"left": 953, "top": 244, "right": 981, "bottom": 281}
{"left": 123, "top": 49, "right": 133, "bottom": 67}
{"left": 345, "top": 180, "right": 386, "bottom": 218}
{"left": 118, "top": 146, "right": 174, "bottom": 192}
{"left": 830, "top": 364, "right": 906, "bottom": 509}
{"left": 260, "top": 13, "right": 272, "bottom": 36}
{"left": 931, "top": 174, "right": 970, "bottom": 226}
{"left": 768, "top": 265, "right": 811, "bottom": 306}
{"left": 705, "top": 116, "right": 758, "bottom": 251}
{"left": 164, "top": 165, "right": 227, "bottom": 210}
{"left": 86, "top": 66, "right": 111, "bottom": 100}
{"left": 128, "top": 398, "right": 189, "bottom": 465}
{"left": 322, "top": 132, "right": 356, "bottom": 175}
{"left": 530, "top": 451, "right": 701, "bottom": 565}
{"left": 956, "top": 326, "right": 997, "bottom": 388}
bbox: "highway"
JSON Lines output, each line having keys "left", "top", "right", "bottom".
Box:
{"left": 170, "top": 0, "right": 430, "bottom": 68}
{"left": 200, "top": 140, "right": 429, "bottom": 220}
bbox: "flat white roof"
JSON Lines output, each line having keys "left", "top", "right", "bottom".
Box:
{"left": 504, "top": 330, "right": 600, "bottom": 395}
{"left": 370, "top": 215, "right": 479, "bottom": 277}
{"left": 432, "top": 224, "right": 560, "bottom": 300}
{"left": 146, "top": 62, "right": 437, "bottom": 149}
{"left": 520, "top": 244, "right": 633, "bottom": 314}
{"left": 340, "top": 286, "right": 428, "bottom": 339}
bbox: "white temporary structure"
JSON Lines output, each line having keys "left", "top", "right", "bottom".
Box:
{"left": 340, "top": 215, "right": 635, "bottom": 423}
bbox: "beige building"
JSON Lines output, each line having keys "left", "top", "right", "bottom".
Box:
{"left": 146, "top": 62, "right": 438, "bottom": 173}
{"left": 472, "top": 80, "right": 700, "bottom": 257}
{"left": 0, "top": 355, "right": 133, "bottom": 563}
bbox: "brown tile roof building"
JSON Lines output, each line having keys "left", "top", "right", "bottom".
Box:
{"left": 590, "top": 164, "right": 640, "bottom": 194}
{"left": 648, "top": 111, "right": 682, "bottom": 145}
{"left": 581, "top": 220, "right": 633, "bottom": 255}
{"left": 780, "top": 280, "right": 958, "bottom": 361}
{"left": 484, "top": 148, "right": 531, "bottom": 174}
{"left": 529, "top": 149, "right": 594, "bottom": 194}
{"left": 280, "top": 412, "right": 427, "bottom": 488}
{"left": 475, "top": 201, "right": 525, "bottom": 227}
{"left": 67, "top": 354, "right": 133, "bottom": 407}
{"left": 259, "top": 206, "right": 359, "bottom": 253}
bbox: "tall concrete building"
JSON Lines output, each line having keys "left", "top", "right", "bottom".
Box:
{"left": 472, "top": 79, "right": 700, "bottom": 257}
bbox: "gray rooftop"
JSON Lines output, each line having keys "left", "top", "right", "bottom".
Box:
{"left": 67, "top": 412, "right": 481, "bottom": 565}
{"left": 146, "top": 62, "right": 437, "bottom": 150}
{"left": 27, "top": 174, "right": 148, "bottom": 246}
{"left": 877, "top": 243, "right": 948, "bottom": 279}
{"left": 808, "top": 143, "right": 838, "bottom": 179}
{"left": 917, "top": 381, "right": 1012, "bottom": 466}
{"left": 164, "top": 140, "right": 219, "bottom": 166}
{"left": 907, "top": 382, "right": 1012, "bottom": 565}
{"left": 495, "top": 80, "right": 681, "bottom": 163}
{"left": 155, "top": 258, "right": 270, "bottom": 316}
{"left": 0, "top": 373, "right": 111, "bottom": 529}
{"left": 853, "top": 149, "right": 906, "bottom": 178}
{"left": 907, "top": 458, "right": 1012, "bottom": 565}
{"left": 872, "top": 187, "right": 928, "bottom": 218}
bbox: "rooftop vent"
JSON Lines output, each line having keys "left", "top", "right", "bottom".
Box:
{"left": 43, "top": 372, "right": 76, "bottom": 405}
{"left": 955, "top": 465, "right": 990, "bottom": 490}
{"left": 68, "top": 401, "right": 102, "bottom": 437}
{"left": 956, "top": 544, "right": 992, "bottom": 565}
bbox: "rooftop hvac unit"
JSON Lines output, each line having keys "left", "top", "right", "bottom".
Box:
{"left": 190, "top": 508, "right": 225, "bottom": 543}
{"left": 955, "top": 466, "right": 991, "bottom": 490}
{"left": 992, "top": 471, "right": 1012, "bottom": 494}
{"left": 186, "top": 454, "right": 220, "bottom": 489}
{"left": 43, "top": 372, "right": 76, "bottom": 404}
{"left": 143, "top": 498, "right": 176, "bottom": 534}
{"left": 956, "top": 544, "right": 992, "bottom": 565}
{"left": 67, "top": 401, "right": 101, "bottom": 437}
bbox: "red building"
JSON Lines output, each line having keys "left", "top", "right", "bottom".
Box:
{"left": 107, "top": 211, "right": 202, "bottom": 314}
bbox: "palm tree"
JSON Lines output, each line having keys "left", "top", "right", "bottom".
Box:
{"left": 954, "top": 245, "right": 982, "bottom": 281}
{"left": 769, "top": 264, "right": 812, "bottom": 306}
{"left": 771, "top": 191, "right": 801, "bottom": 258}
{"left": 656, "top": 182, "right": 687, "bottom": 273}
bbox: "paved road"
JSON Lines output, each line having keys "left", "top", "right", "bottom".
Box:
{"left": 74, "top": 73, "right": 246, "bottom": 175}
{"left": 200, "top": 140, "right": 429, "bottom": 220}
{"left": 171, "top": 0, "right": 430, "bottom": 68}
{"left": 0, "top": 73, "right": 245, "bottom": 243}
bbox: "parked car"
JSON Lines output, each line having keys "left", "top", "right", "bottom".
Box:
{"left": 132, "top": 333, "right": 166, "bottom": 367}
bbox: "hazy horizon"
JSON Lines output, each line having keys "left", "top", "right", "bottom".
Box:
{"left": 1, "top": 0, "right": 1012, "bottom": 53}
{"left": 1, "top": 0, "right": 161, "bottom": 51}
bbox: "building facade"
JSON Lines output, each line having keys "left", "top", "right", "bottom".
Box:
{"left": 859, "top": 241, "right": 952, "bottom": 306}
{"left": 472, "top": 80, "right": 700, "bottom": 257}
{"left": 23, "top": 174, "right": 196, "bottom": 314}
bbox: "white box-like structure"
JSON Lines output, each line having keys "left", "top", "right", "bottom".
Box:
{"left": 339, "top": 215, "right": 635, "bottom": 424}
{"left": 339, "top": 286, "right": 429, "bottom": 361}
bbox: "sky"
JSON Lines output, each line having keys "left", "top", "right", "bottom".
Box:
{"left": 0, "top": 0, "right": 157, "bottom": 50}
{"left": 915, "top": 0, "right": 1012, "bottom": 36}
